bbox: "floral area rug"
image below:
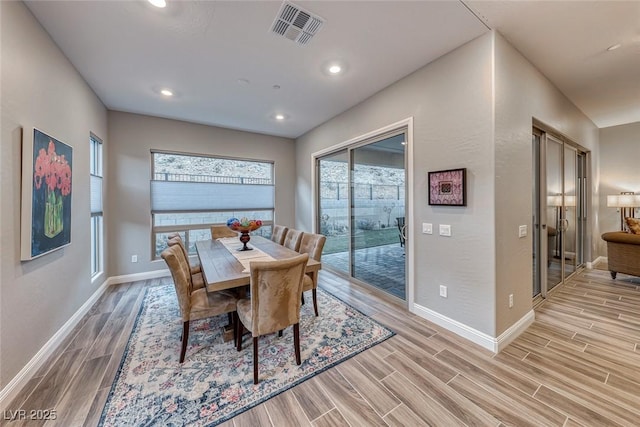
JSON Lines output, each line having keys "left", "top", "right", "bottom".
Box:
{"left": 99, "top": 285, "right": 394, "bottom": 426}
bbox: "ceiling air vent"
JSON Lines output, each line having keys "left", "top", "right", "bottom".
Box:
{"left": 270, "top": 1, "right": 325, "bottom": 46}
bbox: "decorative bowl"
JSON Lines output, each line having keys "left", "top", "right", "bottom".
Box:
{"left": 226, "top": 217, "right": 263, "bottom": 232}
{"left": 226, "top": 217, "right": 263, "bottom": 251}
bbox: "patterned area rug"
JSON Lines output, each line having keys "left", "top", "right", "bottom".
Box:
{"left": 99, "top": 285, "right": 394, "bottom": 426}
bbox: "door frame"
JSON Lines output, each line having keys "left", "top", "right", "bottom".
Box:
{"left": 311, "top": 117, "right": 415, "bottom": 310}
{"left": 533, "top": 124, "right": 589, "bottom": 301}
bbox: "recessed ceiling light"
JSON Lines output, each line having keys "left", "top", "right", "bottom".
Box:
{"left": 274, "top": 114, "right": 286, "bottom": 121}
{"left": 607, "top": 43, "right": 622, "bottom": 51}
{"left": 237, "top": 78, "right": 250, "bottom": 85}
{"left": 149, "top": 0, "right": 166, "bottom": 8}
{"left": 160, "top": 89, "right": 173, "bottom": 97}
{"left": 323, "top": 60, "right": 348, "bottom": 77}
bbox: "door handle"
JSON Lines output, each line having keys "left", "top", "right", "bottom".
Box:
{"left": 401, "top": 225, "right": 407, "bottom": 241}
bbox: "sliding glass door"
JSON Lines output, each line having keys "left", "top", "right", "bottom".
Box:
{"left": 532, "top": 128, "right": 586, "bottom": 300}
{"left": 317, "top": 150, "right": 349, "bottom": 274}
{"left": 317, "top": 130, "right": 407, "bottom": 300}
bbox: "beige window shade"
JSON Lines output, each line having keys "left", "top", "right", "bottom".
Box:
{"left": 90, "top": 174, "right": 103, "bottom": 216}
{"left": 150, "top": 181, "right": 274, "bottom": 213}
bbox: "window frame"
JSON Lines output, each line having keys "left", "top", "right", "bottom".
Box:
{"left": 150, "top": 150, "right": 275, "bottom": 259}
{"left": 90, "top": 133, "right": 103, "bottom": 279}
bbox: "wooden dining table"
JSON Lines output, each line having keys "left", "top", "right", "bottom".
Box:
{"left": 195, "top": 235, "right": 321, "bottom": 293}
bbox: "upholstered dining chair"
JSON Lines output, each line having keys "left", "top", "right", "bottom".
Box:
{"left": 167, "top": 235, "right": 205, "bottom": 291}
{"left": 167, "top": 232, "right": 200, "bottom": 272}
{"left": 298, "top": 233, "right": 326, "bottom": 316}
{"left": 270, "top": 224, "right": 288, "bottom": 245}
{"left": 235, "top": 253, "right": 309, "bottom": 384}
{"left": 211, "top": 225, "right": 238, "bottom": 239}
{"left": 161, "top": 245, "right": 239, "bottom": 363}
{"left": 283, "top": 228, "right": 303, "bottom": 251}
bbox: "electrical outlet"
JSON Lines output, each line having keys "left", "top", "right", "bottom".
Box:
{"left": 509, "top": 294, "right": 514, "bottom": 308}
{"left": 131, "top": 255, "right": 138, "bottom": 263}
{"left": 439, "top": 285, "right": 448, "bottom": 298}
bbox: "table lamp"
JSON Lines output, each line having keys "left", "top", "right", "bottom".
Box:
{"left": 607, "top": 192, "right": 640, "bottom": 231}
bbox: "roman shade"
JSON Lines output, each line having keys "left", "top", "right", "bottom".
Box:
{"left": 90, "top": 174, "right": 103, "bottom": 216}
{"left": 150, "top": 181, "right": 274, "bottom": 213}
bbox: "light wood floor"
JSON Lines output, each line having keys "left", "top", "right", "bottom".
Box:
{"left": 4, "top": 268, "right": 640, "bottom": 426}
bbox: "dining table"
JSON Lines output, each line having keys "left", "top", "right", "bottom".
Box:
{"left": 195, "top": 235, "right": 321, "bottom": 294}
{"left": 196, "top": 235, "right": 321, "bottom": 342}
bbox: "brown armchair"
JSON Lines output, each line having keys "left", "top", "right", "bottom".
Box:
{"left": 235, "top": 253, "right": 309, "bottom": 384}
{"left": 298, "top": 233, "right": 326, "bottom": 316}
{"left": 161, "top": 245, "right": 238, "bottom": 362}
{"left": 601, "top": 231, "right": 640, "bottom": 279}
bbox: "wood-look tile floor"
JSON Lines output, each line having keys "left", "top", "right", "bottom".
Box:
{"left": 4, "top": 268, "right": 640, "bottom": 426}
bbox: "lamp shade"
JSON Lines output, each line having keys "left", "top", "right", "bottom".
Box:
{"left": 547, "top": 195, "right": 562, "bottom": 206}
{"left": 607, "top": 194, "right": 640, "bottom": 208}
{"left": 547, "top": 195, "right": 576, "bottom": 207}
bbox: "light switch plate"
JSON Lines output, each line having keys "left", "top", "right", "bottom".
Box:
{"left": 518, "top": 225, "right": 527, "bottom": 238}
{"left": 422, "top": 223, "right": 433, "bottom": 234}
{"left": 439, "top": 224, "right": 451, "bottom": 237}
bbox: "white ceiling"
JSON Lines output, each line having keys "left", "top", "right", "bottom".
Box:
{"left": 25, "top": 1, "right": 640, "bottom": 139}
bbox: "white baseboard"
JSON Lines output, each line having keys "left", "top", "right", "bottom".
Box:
{"left": 494, "top": 310, "right": 536, "bottom": 352}
{"left": 0, "top": 269, "right": 171, "bottom": 409}
{"left": 412, "top": 303, "right": 535, "bottom": 353}
{"left": 0, "top": 278, "right": 110, "bottom": 409}
{"left": 591, "top": 256, "right": 607, "bottom": 268}
{"left": 106, "top": 269, "right": 170, "bottom": 286}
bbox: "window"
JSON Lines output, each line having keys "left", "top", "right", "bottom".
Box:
{"left": 151, "top": 151, "right": 275, "bottom": 258}
{"left": 90, "top": 134, "right": 103, "bottom": 277}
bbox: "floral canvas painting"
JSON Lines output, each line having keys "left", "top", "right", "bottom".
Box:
{"left": 22, "top": 128, "right": 73, "bottom": 259}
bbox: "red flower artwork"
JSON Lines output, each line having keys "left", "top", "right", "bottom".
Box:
{"left": 34, "top": 139, "right": 72, "bottom": 238}
{"left": 34, "top": 140, "right": 72, "bottom": 196}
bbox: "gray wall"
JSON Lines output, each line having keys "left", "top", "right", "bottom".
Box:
{"left": 296, "top": 31, "right": 600, "bottom": 338}
{"left": 493, "top": 34, "right": 599, "bottom": 334}
{"left": 297, "top": 33, "right": 497, "bottom": 335}
{"left": 0, "top": 2, "right": 108, "bottom": 388}
{"left": 106, "top": 111, "right": 296, "bottom": 276}
{"left": 598, "top": 122, "right": 640, "bottom": 254}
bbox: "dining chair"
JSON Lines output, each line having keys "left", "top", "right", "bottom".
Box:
{"left": 270, "top": 224, "right": 288, "bottom": 245}
{"left": 161, "top": 244, "right": 239, "bottom": 363}
{"left": 298, "top": 233, "right": 326, "bottom": 316}
{"left": 283, "top": 228, "right": 303, "bottom": 251}
{"left": 167, "top": 235, "right": 205, "bottom": 290}
{"left": 210, "top": 225, "right": 238, "bottom": 239}
{"left": 235, "top": 253, "right": 309, "bottom": 384}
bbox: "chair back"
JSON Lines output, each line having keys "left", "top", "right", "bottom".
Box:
{"left": 271, "top": 224, "right": 288, "bottom": 245}
{"left": 167, "top": 236, "right": 189, "bottom": 263}
{"left": 298, "top": 233, "right": 326, "bottom": 261}
{"left": 283, "top": 228, "right": 303, "bottom": 251}
{"left": 211, "top": 225, "right": 238, "bottom": 239}
{"left": 248, "top": 253, "right": 308, "bottom": 336}
{"left": 161, "top": 245, "right": 193, "bottom": 320}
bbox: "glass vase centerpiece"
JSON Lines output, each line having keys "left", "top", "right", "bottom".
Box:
{"left": 227, "top": 217, "right": 262, "bottom": 251}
